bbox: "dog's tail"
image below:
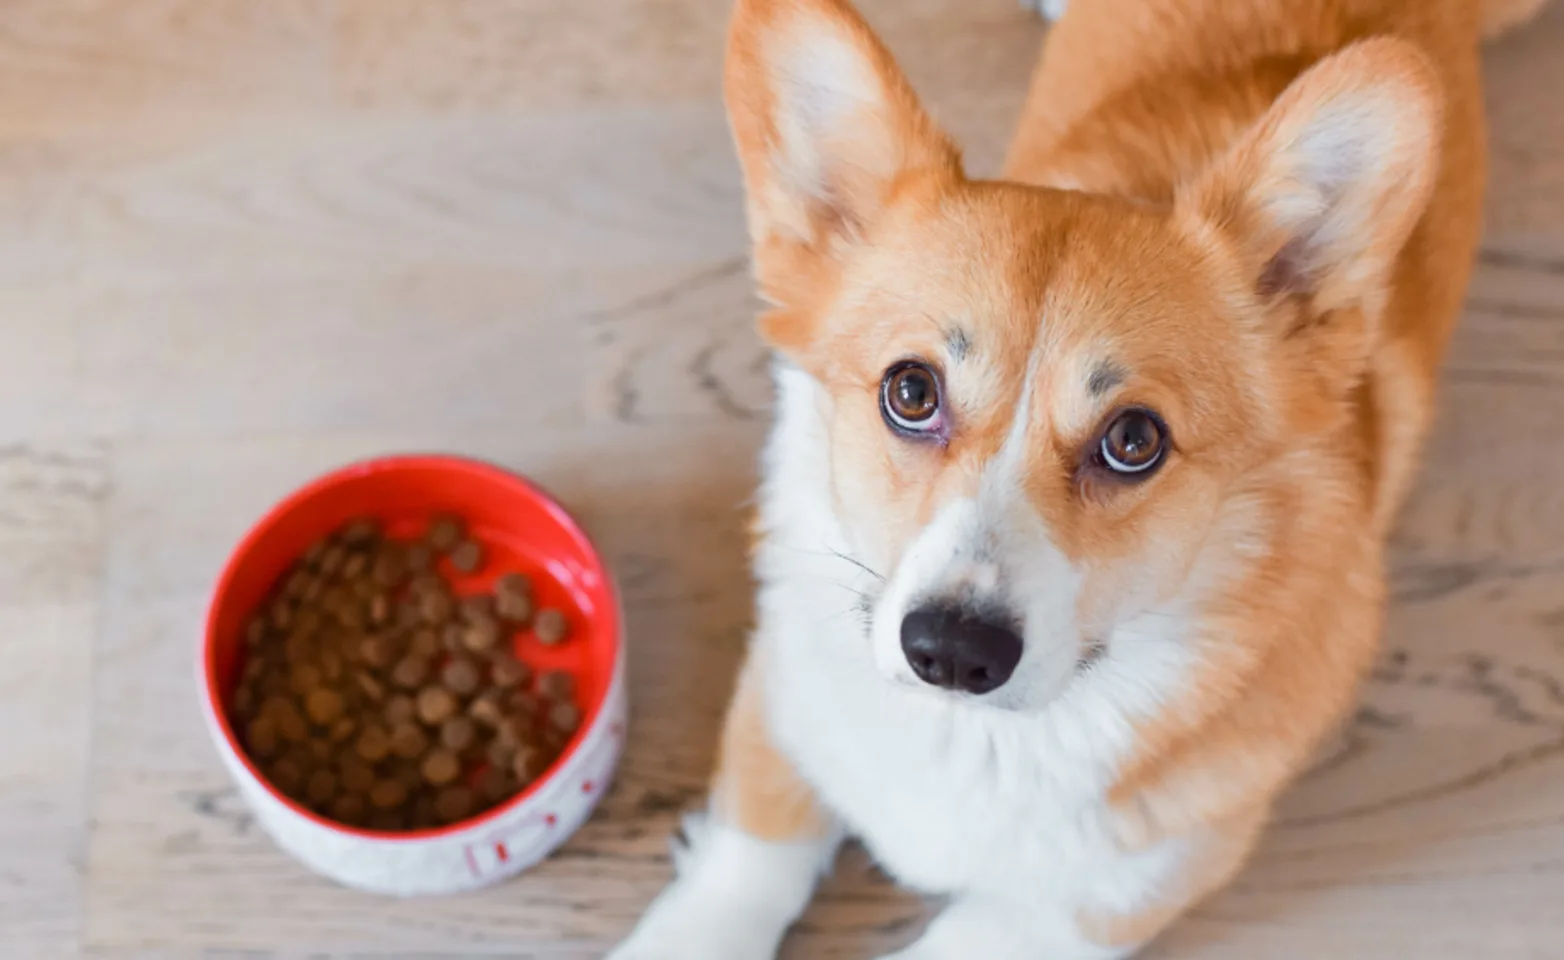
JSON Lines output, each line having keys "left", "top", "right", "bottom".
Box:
{"left": 1483, "top": 0, "right": 1551, "bottom": 39}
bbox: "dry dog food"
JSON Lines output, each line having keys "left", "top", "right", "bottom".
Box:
{"left": 230, "top": 515, "right": 584, "bottom": 831}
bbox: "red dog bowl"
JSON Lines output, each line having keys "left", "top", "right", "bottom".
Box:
{"left": 198, "top": 455, "right": 626, "bottom": 896}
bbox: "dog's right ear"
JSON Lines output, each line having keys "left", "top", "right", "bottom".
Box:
{"left": 725, "top": 0, "right": 961, "bottom": 354}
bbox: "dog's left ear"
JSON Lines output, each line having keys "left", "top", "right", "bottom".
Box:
{"left": 725, "top": 0, "right": 962, "bottom": 354}
{"left": 1177, "top": 38, "right": 1442, "bottom": 321}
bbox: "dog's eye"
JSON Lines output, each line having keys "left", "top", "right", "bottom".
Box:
{"left": 1099, "top": 409, "right": 1165, "bottom": 476}
{"left": 880, "top": 362, "right": 942, "bottom": 434}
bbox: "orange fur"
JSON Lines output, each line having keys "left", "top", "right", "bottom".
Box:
{"left": 692, "top": 0, "right": 1532, "bottom": 950}
{"left": 710, "top": 652, "right": 833, "bottom": 843}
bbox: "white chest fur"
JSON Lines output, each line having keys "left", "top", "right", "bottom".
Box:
{"left": 750, "top": 366, "right": 1186, "bottom": 903}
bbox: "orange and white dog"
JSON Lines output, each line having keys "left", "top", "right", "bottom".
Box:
{"left": 611, "top": 0, "right": 1547, "bottom": 956}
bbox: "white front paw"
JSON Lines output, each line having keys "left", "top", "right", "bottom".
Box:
{"left": 608, "top": 815, "right": 832, "bottom": 960}
{"left": 606, "top": 883, "right": 786, "bottom": 960}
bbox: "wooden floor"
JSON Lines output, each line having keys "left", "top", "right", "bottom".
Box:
{"left": 3, "top": 1, "right": 1564, "bottom": 957}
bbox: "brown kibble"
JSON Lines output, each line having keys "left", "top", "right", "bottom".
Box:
{"left": 371, "top": 547, "right": 406, "bottom": 588}
{"left": 318, "top": 648, "right": 344, "bottom": 682}
{"left": 269, "top": 755, "right": 307, "bottom": 796}
{"left": 275, "top": 701, "right": 309, "bottom": 742}
{"left": 487, "top": 737, "right": 516, "bottom": 770}
{"left": 340, "top": 758, "right": 375, "bottom": 795}
{"left": 294, "top": 606, "right": 323, "bottom": 636}
{"left": 368, "top": 593, "right": 390, "bottom": 627}
{"left": 417, "top": 686, "right": 459, "bottom": 726}
{"left": 356, "top": 724, "right": 391, "bottom": 763}
{"left": 494, "top": 571, "right": 531, "bottom": 595}
{"left": 427, "top": 515, "right": 464, "bottom": 552}
{"left": 494, "top": 590, "right": 533, "bottom": 625}
{"left": 459, "top": 594, "right": 495, "bottom": 623}
{"left": 288, "top": 663, "right": 322, "bottom": 697}
{"left": 247, "top": 717, "right": 280, "bottom": 759}
{"left": 460, "top": 617, "right": 500, "bottom": 653}
{"left": 354, "top": 670, "right": 386, "bottom": 703}
{"left": 328, "top": 716, "right": 357, "bottom": 743}
{"left": 468, "top": 690, "right": 506, "bottom": 729}
{"left": 367, "top": 809, "right": 406, "bottom": 832}
{"left": 303, "top": 539, "right": 328, "bottom": 567}
{"left": 419, "top": 587, "right": 453, "bottom": 625}
{"left": 538, "top": 670, "right": 575, "bottom": 700}
{"left": 533, "top": 608, "right": 569, "bottom": 646}
{"left": 232, "top": 684, "right": 256, "bottom": 719}
{"left": 369, "top": 778, "right": 408, "bottom": 810}
{"left": 331, "top": 794, "right": 366, "bottom": 826}
{"left": 477, "top": 766, "right": 513, "bottom": 804}
{"left": 336, "top": 601, "right": 366, "bottom": 632}
{"left": 421, "top": 749, "right": 462, "bottom": 786}
{"left": 542, "top": 726, "right": 569, "bottom": 754}
{"left": 512, "top": 746, "right": 546, "bottom": 783}
{"left": 510, "top": 690, "right": 543, "bottom": 718}
{"left": 283, "top": 566, "right": 312, "bottom": 600}
{"left": 493, "top": 572, "right": 534, "bottom": 623}
{"left": 409, "top": 793, "right": 440, "bottom": 829}
{"left": 491, "top": 654, "right": 531, "bottom": 688}
{"left": 283, "top": 631, "right": 312, "bottom": 666}
{"left": 410, "top": 628, "right": 441, "bottom": 660}
{"left": 392, "top": 655, "right": 430, "bottom": 690}
{"left": 496, "top": 714, "right": 536, "bottom": 749}
{"left": 548, "top": 700, "right": 581, "bottom": 735}
{"left": 392, "top": 759, "right": 424, "bottom": 793}
{"left": 384, "top": 693, "right": 416, "bottom": 726}
{"left": 442, "top": 658, "right": 482, "bottom": 697}
{"left": 230, "top": 515, "right": 586, "bottom": 834}
{"left": 440, "top": 716, "right": 477, "bottom": 753}
{"left": 318, "top": 544, "right": 347, "bottom": 577}
{"left": 390, "top": 722, "right": 429, "bottom": 760}
{"left": 360, "top": 634, "right": 396, "bottom": 669}
{"left": 268, "top": 598, "right": 293, "bottom": 633}
{"left": 305, "top": 688, "right": 344, "bottom": 725}
{"left": 404, "top": 542, "right": 434, "bottom": 573}
{"left": 449, "top": 539, "right": 483, "bottom": 574}
{"left": 434, "top": 785, "right": 475, "bottom": 823}
{"left": 321, "top": 585, "right": 352, "bottom": 616}
{"left": 395, "top": 598, "right": 423, "bottom": 631}
{"left": 341, "top": 518, "right": 381, "bottom": 546}
{"left": 306, "top": 768, "right": 337, "bottom": 806}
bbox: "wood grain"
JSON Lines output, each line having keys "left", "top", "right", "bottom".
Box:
{"left": 0, "top": 0, "right": 1560, "bottom": 956}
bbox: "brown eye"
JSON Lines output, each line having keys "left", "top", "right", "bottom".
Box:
{"left": 880, "top": 362, "right": 943, "bottom": 433}
{"left": 1099, "top": 409, "right": 1166, "bottom": 476}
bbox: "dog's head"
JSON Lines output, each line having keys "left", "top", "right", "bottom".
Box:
{"left": 728, "top": 0, "right": 1439, "bottom": 710}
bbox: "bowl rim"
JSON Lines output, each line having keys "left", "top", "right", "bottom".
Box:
{"left": 199, "top": 453, "right": 624, "bottom": 843}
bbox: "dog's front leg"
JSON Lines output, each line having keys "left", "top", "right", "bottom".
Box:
{"left": 608, "top": 652, "right": 839, "bottom": 960}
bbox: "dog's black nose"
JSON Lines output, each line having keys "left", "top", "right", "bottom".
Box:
{"left": 900, "top": 604, "right": 1023, "bottom": 695}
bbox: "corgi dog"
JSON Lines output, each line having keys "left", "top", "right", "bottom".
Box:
{"left": 610, "top": 0, "right": 1547, "bottom": 956}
